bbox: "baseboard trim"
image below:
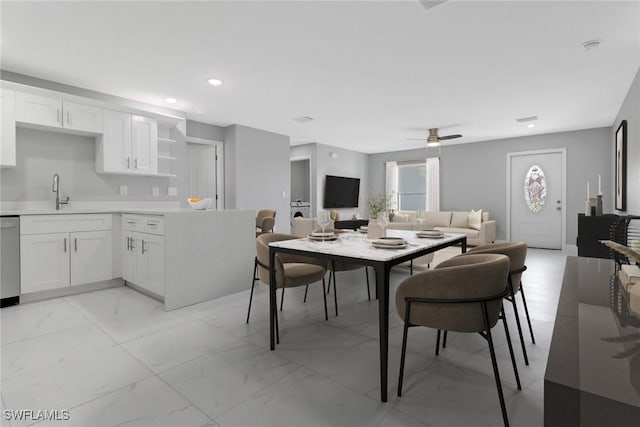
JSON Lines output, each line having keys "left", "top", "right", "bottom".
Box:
{"left": 20, "top": 278, "right": 124, "bottom": 304}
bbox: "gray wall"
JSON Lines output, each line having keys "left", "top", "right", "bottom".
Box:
{"left": 613, "top": 67, "right": 640, "bottom": 215}
{"left": 369, "top": 127, "right": 612, "bottom": 245}
{"left": 224, "top": 124, "right": 290, "bottom": 232}
{"left": 1, "top": 128, "right": 179, "bottom": 202}
{"left": 186, "top": 120, "right": 225, "bottom": 142}
{"left": 290, "top": 143, "right": 369, "bottom": 220}
{"left": 290, "top": 159, "right": 310, "bottom": 202}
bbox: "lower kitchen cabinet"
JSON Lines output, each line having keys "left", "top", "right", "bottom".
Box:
{"left": 122, "top": 215, "right": 165, "bottom": 297}
{"left": 20, "top": 214, "right": 113, "bottom": 294}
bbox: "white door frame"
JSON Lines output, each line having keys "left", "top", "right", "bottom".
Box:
{"left": 185, "top": 136, "right": 224, "bottom": 209}
{"left": 289, "top": 155, "right": 314, "bottom": 215}
{"left": 506, "top": 148, "right": 567, "bottom": 250}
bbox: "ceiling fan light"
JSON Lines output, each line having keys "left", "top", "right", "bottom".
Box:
{"left": 426, "top": 141, "right": 440, "bottom": 147}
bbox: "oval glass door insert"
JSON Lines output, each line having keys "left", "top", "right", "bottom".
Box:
{"left": 524, "top": 165, "right": 546, "bottom": 213}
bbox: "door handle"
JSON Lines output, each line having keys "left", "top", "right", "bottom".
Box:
{"left": 63, "top": 237, "right": 67, "bottom": 253}
{"left": 74, "top": 237, "right": 77, "bottom": 252}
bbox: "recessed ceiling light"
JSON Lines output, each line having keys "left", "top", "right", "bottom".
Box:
{"left": 516, "top": 115, "right": 538, "bottom": 123}
{"left": 207, "top": 78, "right": 223, "bottom": 87}
{"left": 527, "top": 124, "right": 535, "bottom": 128}
{"left": 164, "top": 97, "right": 177, "bottom": 104}
{"left": 293, "top": 116, "right": 314, "bottom": 123}
{"left": 582, "top": 40, "right": 601, "bottom": 51}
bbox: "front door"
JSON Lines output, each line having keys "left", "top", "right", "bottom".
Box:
{"left": 509, "top": 150, "right": 564, "bottom": 249}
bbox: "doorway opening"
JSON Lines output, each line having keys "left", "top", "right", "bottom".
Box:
{"left": 186, "top": 137, "right": 224, "bottom": 209}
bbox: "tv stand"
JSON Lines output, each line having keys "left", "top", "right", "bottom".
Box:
{"left": 334, "top": 219, "right": 369, "bottom": 230}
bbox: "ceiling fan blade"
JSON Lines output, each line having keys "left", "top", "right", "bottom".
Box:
{"left": 439, "top": 134, "right": 462, "bottom": 140}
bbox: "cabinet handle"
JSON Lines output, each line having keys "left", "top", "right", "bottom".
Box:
{"left": 141, "top": 239, "right": 146, "bottom": 254}
{"left": 134, "top": 158, "right": 138, "bottom": 169}
{"left": 74, "top": 238, "right": 78, "bottom": 252}
{"left": 63, "top": 237, "right": 67, "bottom": 253}
{"left": 127, "top": 157, "right": 131, "bottom": 168}
{"left": 125, "top": 236, "right": 130, "bottom": 250}
{"left": 57, "top": 109, "right": 61, "bottom": 123}
{"left": 67, "top": 111, "right": 71, "bottom": 126}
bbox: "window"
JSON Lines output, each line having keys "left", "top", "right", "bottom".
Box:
{"left": 397, "top": 161, "right": 426, "bottom": 210}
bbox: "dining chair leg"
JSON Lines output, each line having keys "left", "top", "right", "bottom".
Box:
{"left": 435, "top": 329, "right": 441, "bottom": 356}
{"left": 280, "top": 288, "right": 285, "bottom": 311}
{"left": 365, "top": 267, "right": 371, "bottom": 301}
{"left": 246, "top": 258, "right": 258, "bottom": 324}
{"left": 410, "top": 260, "right": 413, "bottom": 276}
{"left": 508, "top": 278, "right": 529, "bottom": 366}
{"left": 398, "top": 301, "right": 412, "bottom": 397}
{"left": 501, "top": 304, "right": 521, "bottom": 390}
{"left": 321, "top": 278, "right": 328, "bottom": 321}
{"left": 327, "top": 270, "right": 332, "bottom": 295}
{"left": 303, "top": 285, "right": 309, "bottom": 303}
{"left": 519, "top": 282, "right": 536, "bottom": 344}
{"left": 443, "top": 330, "right": 448, "bottom": 348}
{"left": 482, "top": 302, "right": 510, "bottom": 427}
{"left": 275, "top": 307, "right": 280, "bottom": 344}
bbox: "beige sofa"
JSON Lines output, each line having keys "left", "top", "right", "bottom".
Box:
{"left": 386, "top": 210, "right": 496, "bottom": 246}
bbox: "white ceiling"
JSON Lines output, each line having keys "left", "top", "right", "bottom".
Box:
{"left": 2, "top": 1, "right": 639, "bottom": 153}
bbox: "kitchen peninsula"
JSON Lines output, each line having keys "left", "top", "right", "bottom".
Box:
{"left": 5, "top": 207, "right": 254, "bottom": 310}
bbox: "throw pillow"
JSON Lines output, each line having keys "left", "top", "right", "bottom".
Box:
{"left": 392, "top": 213, "right": 410, "bottom": 223}
{"left": 468, "top": 209, "right": 483, "bottom": 230}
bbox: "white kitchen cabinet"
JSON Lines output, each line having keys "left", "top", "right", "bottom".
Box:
{"left": 20, "top": 214, "right": 113, "bottom": 294}
{"left": 20, "top": 233, "right": 70, "bottom": 293}
{"left": 70, "top": 230, "right": 113, "bottom": 286}
{"left": 122, "top": 215, "right": 165, "bottom": 297}
{"left": 0, "top": 88, "right": 16, "bottom": 167}
{"left": 15, "top": 92, "right": 103, "bottom": 134}
{"left": 97, "top": 110, "right": 158, "bottom": 175}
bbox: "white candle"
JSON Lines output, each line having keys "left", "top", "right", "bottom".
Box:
{"left": 598, "top": 174, "right": 602, "bottom": 195}
{"left": 587, "top": 181, "right": 590, "bottom": 200}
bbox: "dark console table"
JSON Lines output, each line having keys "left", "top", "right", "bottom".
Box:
{"left": 334, "top": 219, "right": 369, "bottom": 230}
{"left": 577, "top": 214, "right": 619, "bottom": 258}
{"left": 544, "top": 257, "right": 640, "bottom": 426}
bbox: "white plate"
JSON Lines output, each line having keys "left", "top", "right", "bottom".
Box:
{"left": 308, "top": 234, "right": 338, "bottom": 241}
{"left": 310, "top": 231, "right": 335, "bottom": 237}
{"left": 417, "top": 234, "right": 445, "bottom": 239}
{"left": 372, "top": 242, "right": 408, "bottom": 249}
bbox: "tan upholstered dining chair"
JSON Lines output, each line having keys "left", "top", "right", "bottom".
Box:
{"left": 395, "top": 253, "right": 521, "bottom": 427}
{"left": 247, "top": 233, "right": 328, "bottom": 341}
{"left": 466, "top": 241, "right": 533, "bottom": 365}
{"left": 256, "top": 209, "right": 276, "bottom": 236}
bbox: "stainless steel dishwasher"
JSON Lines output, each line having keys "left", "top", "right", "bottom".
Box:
{"left": 1, "top": 216, "right": 20, "bottom": 307}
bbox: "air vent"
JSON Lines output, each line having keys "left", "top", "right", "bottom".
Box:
{"left": 293, "top": 116, "right": 314, "bottom": 123}
{"left": 516, "top": 116, "right": 538, "bottom": 123}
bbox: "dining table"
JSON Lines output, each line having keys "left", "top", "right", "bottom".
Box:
{"left": 268, "top": 228, "right": 467, "bottom": 402}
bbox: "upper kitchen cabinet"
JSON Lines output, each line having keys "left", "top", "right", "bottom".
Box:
{"left": 15, "top": 91, "right": 103, "bottom": 134}
{"left": 96, "top": 109, "right": 158, "bottom": 176}
{"left": 0, "top": 88, "right": 16, "bottom": 167}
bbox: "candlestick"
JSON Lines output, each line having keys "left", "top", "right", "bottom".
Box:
{"left": 587, "top": 181, "right": 590, "bottom": 201}
{"left": 598, "top": 174, "right": 602, "bottom": 195}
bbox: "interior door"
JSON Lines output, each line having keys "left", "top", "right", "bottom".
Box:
{"left": 187, "top": 143, "right": 217, "bottom": 207}
{"left": 510, "top": 151, "right": 563, "bottom": 249}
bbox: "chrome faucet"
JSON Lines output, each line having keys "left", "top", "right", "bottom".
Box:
{"left": 52, "top": 173, "right": 70, "bottom": 210}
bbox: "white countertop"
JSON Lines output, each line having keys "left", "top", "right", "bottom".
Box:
{"left": 0, "top": 207, "right": 236, "bottom": 216}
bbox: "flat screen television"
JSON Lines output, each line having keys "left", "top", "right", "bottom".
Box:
{"left": 324, "top": 175, "right": 360, "bottom": 208}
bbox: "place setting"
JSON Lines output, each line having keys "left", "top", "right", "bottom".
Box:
{"left": 416, "top": 229, "right": 446, "bottom": 239}
{"left": 307, "top": 211, "right": 339, "bottom": 241}
{"left": 371, "top": 236, "right": 409, "bottom": 249}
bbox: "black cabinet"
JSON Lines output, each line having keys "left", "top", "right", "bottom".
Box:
{"left": 576, "top": 214, "right": 619, "bottom": 259}
{"left": 334, "top": 219, "right": 369, "bottom": 230}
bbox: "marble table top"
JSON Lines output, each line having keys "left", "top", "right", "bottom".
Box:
{"left": 269, "top": 229, "right": 465, "bottom": 262}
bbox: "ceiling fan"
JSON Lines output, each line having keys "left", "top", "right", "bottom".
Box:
{"left": 406, "top": 128, "right": 463, "bottom": 147}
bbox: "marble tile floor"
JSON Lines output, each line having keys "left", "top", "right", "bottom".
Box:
{"left": 0, "top": 248, "right": 567, "bottom": 427}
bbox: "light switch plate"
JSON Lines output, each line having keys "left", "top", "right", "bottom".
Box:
{"left": 152, "top": 187, "right": 159, "bottom": 197}
{"left": 120, "top": 185, "right": 127, "bottom": 196}
{"left": 168, "top": 186, "right": 177, "bottom": 196}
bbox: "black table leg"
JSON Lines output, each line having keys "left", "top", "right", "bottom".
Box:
{"left": 375, "top": 262, "right": 390, "bottom": 402}
{"left": 269, "top": 247, "right": 277, "bottom": 350}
